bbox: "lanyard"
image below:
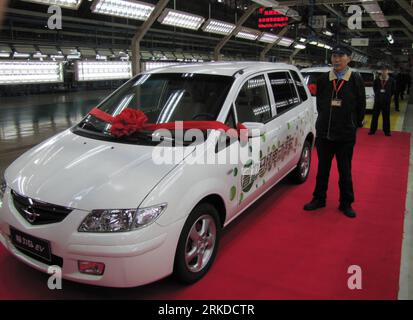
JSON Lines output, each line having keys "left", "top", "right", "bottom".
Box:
{"left": 332, "top": 79, "right": 346, "bottom": 97}
{"left": 381, "top": 80, "right": 387, "bottom": 89}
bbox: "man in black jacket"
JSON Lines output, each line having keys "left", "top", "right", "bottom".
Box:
{"left": 304, "top": 45, "right": 366, "bottom": 218}
{"left": 369, "top": 65, "right": 395, "bottom": 136}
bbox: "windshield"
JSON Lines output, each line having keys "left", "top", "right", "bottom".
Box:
{"left": 302, "top": 72, "right": 323, "bottom": 85}
{"left": 74, "top": 73, "right": 234, "bottom": 145}
{"left": 360, "top": 72, "right": 374, "bottom": 87}
{"left": 99, "top": 73, "right": 232, "bottom": 122}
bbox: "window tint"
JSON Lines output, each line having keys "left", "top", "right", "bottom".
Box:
{"left": 268, "top": 72, "right": 300, "bottom": 115}
{"left": 290, "top": 71, "right": 308, "bottom": 102}
{"left": 235, "top": 75, "right": 272, "bottom": 123}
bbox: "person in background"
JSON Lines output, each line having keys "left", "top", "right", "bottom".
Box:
{"left": 400, "top": 71, "right": 409, "bottom": 100}
{"left": 304, "top": 45, "right": 366, "bottom": 219}
{"left": 406, "top": 72, "right": 412, "bottom": 95}
{"left": 369, "top": 65, "right": 395, "bottom": 137}
{"left": 394, "top": 70, "right": 403, "bottom": 112}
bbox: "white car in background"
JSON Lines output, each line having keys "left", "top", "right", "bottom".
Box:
{"left": 0, "top": 62, "right": 315, "bottom": 288}
{"left": 301, "top": 67, "right": 375, "bottom": 111}
{"left": 356, "top": 69, "right": 375, "bottom": 111}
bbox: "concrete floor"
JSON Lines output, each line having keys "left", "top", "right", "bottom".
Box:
{"left": 0, "top": 90, "right": 110, "bottom": 176}
{"left": 0, "top": 89, "right": 412, "bottom": 299}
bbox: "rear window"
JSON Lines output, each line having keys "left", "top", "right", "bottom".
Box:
{"left": 268, "top": 72, "right": 300, "bottom": 115}
{"left": 290, "top": 70, "right": 308, "bottom": 102}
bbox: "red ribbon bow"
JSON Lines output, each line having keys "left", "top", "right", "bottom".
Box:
{"left": 89, "top": 108, "right": 248, "bottom": 141}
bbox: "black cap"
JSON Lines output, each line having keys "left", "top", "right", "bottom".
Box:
{"left": 332, "top": 45, "right": 352, "bottom": 56}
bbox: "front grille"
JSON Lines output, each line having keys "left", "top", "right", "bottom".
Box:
{"left": 11, "top": 190, "right": 73, "bottom": 225}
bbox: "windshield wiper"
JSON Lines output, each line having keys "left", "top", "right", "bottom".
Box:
{"left": 79, "top": 120, "right": 104, "bottom": 134}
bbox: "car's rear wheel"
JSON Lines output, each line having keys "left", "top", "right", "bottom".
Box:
{"left": 290, "top": 140, "right": 312, "bottom": 184}
{"left": 174, "top": 203, "right": 221, "bottom": 284}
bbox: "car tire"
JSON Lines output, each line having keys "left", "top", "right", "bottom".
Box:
{"left": 290, "top": 140, "right": 312, "bottom": 184}
{"left": 174, "top": 203, "right": 221, "bottom": 284}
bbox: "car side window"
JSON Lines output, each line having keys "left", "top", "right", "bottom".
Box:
{"left": 268, "top": 72, "right": 300, "bottom": 115}
{"left": 290, "top": 71, "right": 308, "bottom": 102}
{"left": 235, "top": 75, "right": 272, "bottom": 124}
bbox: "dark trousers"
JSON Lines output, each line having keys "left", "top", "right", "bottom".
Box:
{"left": 313, "top": 138, "right": 355, "bottom": 205}
{"left": 370, "top": 101, "right": 391, "bottom": 134}
{"left": 394, "top": 91, "right": 400, "bottom": 111}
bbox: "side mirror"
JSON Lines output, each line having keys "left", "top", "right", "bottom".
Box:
{"left": 242, "top": 122, "right": 266, "bottom": 138}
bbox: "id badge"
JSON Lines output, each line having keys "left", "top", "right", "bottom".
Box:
{"left": 380, "top": 89, "right": 386, "bottom": 93}
{"left": 331, "top": 99, "right": 342, "bottom": 108}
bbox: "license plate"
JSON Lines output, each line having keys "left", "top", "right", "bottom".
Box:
{"left": 10, "top": 227, "right": 52, "bottom": 262}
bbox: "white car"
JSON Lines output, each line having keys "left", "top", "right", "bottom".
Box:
{"left": 301, "top": 67, "right": 375, "bottom": 110}
{"left": 356, "top": 69, "right": 375, "bottom": 110}
{"left": 0, "top": 62, "right": 315, "bottom": 288}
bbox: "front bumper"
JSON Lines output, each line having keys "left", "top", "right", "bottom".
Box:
{"left": 0, "top": 188, "right": 185, "bottom": 288}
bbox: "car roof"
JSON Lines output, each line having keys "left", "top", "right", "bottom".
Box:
{"left": 146, "top": 61, "right": 297, "bottom": 77}
{"left": 300, "top": 67, "right": 330, "bottom": 73}
{"left": 355, "top": 69, "right": 374, "bottom": 74}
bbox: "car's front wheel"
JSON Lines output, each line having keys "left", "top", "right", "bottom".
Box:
{"left": 174, "top": 203, "right": 221, "bottom": 284}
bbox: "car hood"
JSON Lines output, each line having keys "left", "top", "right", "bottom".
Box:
{"left": 5, "top": 129, "right": 194, "bottom": 211}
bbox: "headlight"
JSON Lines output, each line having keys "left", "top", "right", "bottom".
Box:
{"left": 0, "top": 177, "right": 6, "bottom": 208}
{"left": 78, "top": 203, "right": 167, "bottom": 233}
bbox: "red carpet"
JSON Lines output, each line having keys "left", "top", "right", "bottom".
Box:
{"left": 0, "top": 129, "right": 410, "bottom": 300}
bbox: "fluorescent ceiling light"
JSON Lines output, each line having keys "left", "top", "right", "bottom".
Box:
{"left": 75, "top": 61, "right": 132, "bottom": 81}
{"left": 21, "top": 0, "right": 82, "bottom": 9}
{"left": 13, "top": 52, "right": 30, "bottom": 58}
{"left": 299, "top": 37, "right": 307, "bottom": 43}
{"left": 258, "top": 32, "right": 279, "bottom": 44}
{"left": 362, "top": 1, "right": 389, "bottom": 28}
{"left": 278, "top": 37, "right": 294, "bottom": 47}
{"left": 236, "top": 27, "right": 261, "bottom": 41}
{"left": 323, "top": 30, "right": 333, "bottom": 37}
{"left": 91, "top": 0, "right": 155, "bottom": 21}
{"left": 33, "top": 52, "right": 48, "bottom": 58}
{"left": 158, "top": 9, "right": 205, "bottom": 30}
{"left": 51, "top": 55, "right": 65, "bottom": 59}
{"left": 202, "top": 19, "right": 236, "bottom": 36}
{"left": 294, "top": 44, "right": 306, "bottom": 50}
{"left": 0, "top": 61, "right": 64, "bottom": 85}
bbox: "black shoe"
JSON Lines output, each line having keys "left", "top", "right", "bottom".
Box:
{"left": 385, "top": 132, "right": 391, "bottom": 137}
{"left": 339, "top": 205, "right": 357, "bottom": 218}
{"left": 368, "top": 131, "right": 375, "bottom": 135}
{"left": 304, "top": 199, "right": 326, "bottom": 211}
